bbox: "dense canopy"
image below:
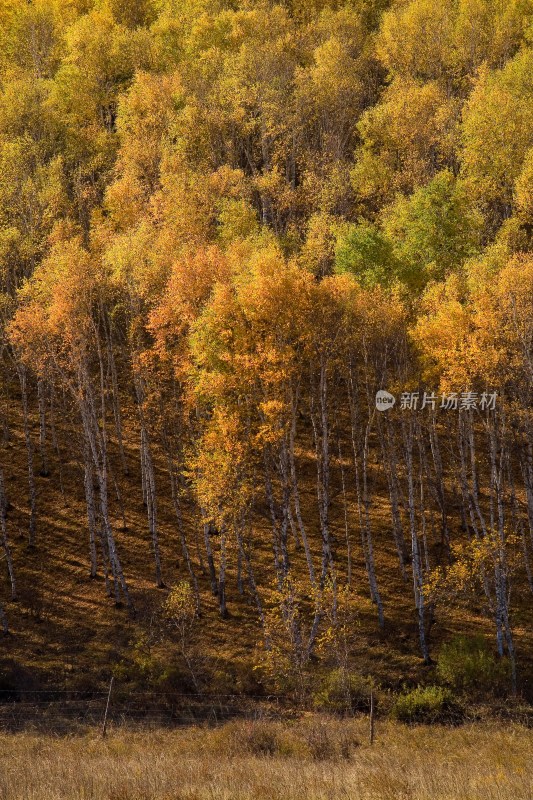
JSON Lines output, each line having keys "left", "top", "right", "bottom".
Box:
{"left": 0, "top": 0, "right": 532, "bottom": 699}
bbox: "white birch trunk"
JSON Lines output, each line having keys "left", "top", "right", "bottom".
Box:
{"left": 0, "top": 470, "right": 16, "bottom": 600}
{"left": 37, "top": 380, "right": 49, "bottom": 477}
{"left": 403, "top": 416, "right": 430, "bottom": 664}
{"left": 17, "top": 364, "right": 37, "bottom": 547}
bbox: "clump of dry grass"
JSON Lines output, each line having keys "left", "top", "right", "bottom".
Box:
{"left": 207, "top": 716, "right": 360, "bottom": 760}
{"left": 0, "top": 717, "right": 532, "bottom": 799}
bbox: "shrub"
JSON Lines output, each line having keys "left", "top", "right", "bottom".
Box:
{"left": 303, "top": 720, "right": 359, "bottom": 761}
{"left": 207, "top": 659, "right": 263, "bottom": 696}
{"left": 313, "top": 668, "right": 372, "bottom": 714}
{"left": 391, "top": 685, "right": 463, "bottom": 724}
{"left": 155, "top": 663, "right": 198, "bottom": 694}
{"left": 210, "top": 721, "right": 300, "bottom": 758}
{"left": 436, "top": 635, "right": 510, "bottom": 695}
{"left": 208, "top": 719, "right": 359, "bottom": 761}
{"left": 244, "top": 722, "right": 280, "bottom": 756}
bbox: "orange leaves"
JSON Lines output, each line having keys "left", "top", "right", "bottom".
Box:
{"left": 413, "top": 275, "right": 477, "bottom": 391}
{"left": 167, "top": 246, "right": 231, "bottom": 323}
{"left": 461, "top": 48, "right": 533, "bottom": 219}
{"left": 413, "top": 253, "right": 533, "bottom": 397}
{"left": 112, "top": 71, "right": 184, "bottom": 208}
{"left": 8, "top": 233, "right": 109, "bottom": 381}
{"left": 33, "top": 238, "right": 96, "bottom": 335}
{"left": 256, "top": 398, "right": 291, "bottom": 448}
{"left": 353, "top": 78, "right": 460, "bottom": 204}
{"left": 426, "top": 533, "right": 523, "bottom": 606}
{"left": 147, "top": 245, "right": 230, "bottom": 380}
{"left": 187, "top": 249, "right": 410, "bottom": 425}
{"left": 185, "top": 243, "right": 411, "bottom": 532}
{"left": 192, "top": 405, "right": 255, "bottom": 527}
{"left": 8, "top": 300, "right": 50, "bottom": 375}
{"left": 470, "top": 253, "right": 533, "bottom": 389}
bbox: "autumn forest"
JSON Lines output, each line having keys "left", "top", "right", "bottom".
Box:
{"left": 0, "top": 0, "right": 532, "bottom": 716}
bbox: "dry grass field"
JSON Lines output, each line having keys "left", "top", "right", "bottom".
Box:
{"left": 0, "top": 717, "right": 532, "bottom": 800}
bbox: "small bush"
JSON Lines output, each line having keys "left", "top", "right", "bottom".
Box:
{"left": 303, "top": 720, "right": 359, "bottom": 761}
{"left": 436, "top": 635, "right": 510, "bottom": 695}
{"left": 155, "top": 663, "right": 198, "bottom": 694}
{"left": 313, "top": 669, "right": 372, "bottom": 714}
{"left": 210, "top": 720, "right": 300, "bottom": 758}
{"left": 245, "top": 722, "right": 280, "bottom": 756}
{"left": 205, "top": 659, "right": 263, "bottom": 697}
{"left": 208, "top": 718, "right": 359, "bottom": 761}
{"left": 391, "top": 685, "right": 463, "bottom": 724}
{"left": 304, "top": 722, "right": 339, "bottom": 761}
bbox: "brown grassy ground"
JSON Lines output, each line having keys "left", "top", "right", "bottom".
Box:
{"left": 0, "top": 717, "right": 532, "bottom": 800}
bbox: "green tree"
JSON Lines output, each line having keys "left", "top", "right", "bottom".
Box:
{"left": 334, "top": 221, "right": 398, "bottom": 288}
{"left": 383, "top": 170, "right": 482, "bottom": 291}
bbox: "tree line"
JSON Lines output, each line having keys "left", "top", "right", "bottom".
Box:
{"left": 0, "top": 0, "right": 532, "bottom": 693}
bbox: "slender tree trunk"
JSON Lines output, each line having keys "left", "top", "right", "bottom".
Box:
{"left": 237, "top": 524, "right": 267, "bottom": 631}
{"left": 0, "top": 600, "right": 7, "bottom": 635}
{"left": 289, "top": 387, "right": 316, "bottom": 587}
{"left": 140, "top": 422, "right": 163, "bottom": 588}
{"left": 203, "top": 519, "right": 219, "bottom": 596}
{"left": 163, "top": 431, "right": 199, "bottom": 603}
{"left": 49, "top": 386, "right": 65, "bottom": 502}
{"left": 462, "top": 412, "right": 489, "bottom": 539}
{"left": 264, "top": 457, "right": 284, "bottom": 589}
{"left": 310, "top": 357, "right": 336, "bottom": 597}
{"left": 377, "top": 413, "right": 408, "bottom": 579}
{"left": 457, "top": 415, "right": 480, "bottom": 538}
{"left": 362, "top": 416, "right": 384, "bottom": 628}
{"left": 488, "top": 413, "right": 516, "bottom": 692}
{"left": 17, "top": 364, "right": 37, "bottom": 547}
{"left": 337, "top": 432, "right": 352, "bottom": 587}
{"left": 83, "top": 443, "right": 98, "bottom": 579}
{"left": 0, "top": 470, "right": 16, "bottom": 600}
{"left": 348, "top": 371, "right": 383, "bottom": 626}
{"left": 99, "top": 523, "right": 112, "bottom": 597}
{"left": 218, "top": 524, "right": 228, "bottom": 618}
{"left": 103, "top": 311, "right": 128, "bottom": 476}
{"left": 37, "top": 380, "right": 49, "bottom": 477}
{"left": 520, "top": 439, "right": 533, "bottom": 547}
{"left": 403, "top": 416, "right": 430, "bottom": 664}
{"left": 278, "top": 438, "right": 292, "bottom": 581}
{"left": 508, "top": 446, "right": 533, "bottom": 592}
{"left": 428, "top": 413, "right": 449, "bottom": 552}
{"left": 79, "top": 356, "right": 132, "bottom": 610}
{"left": 267, "top": 438, "right": 303, "bottom": 654}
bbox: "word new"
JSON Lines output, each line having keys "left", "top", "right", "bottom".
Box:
{"left": 375, "top": 390, "right": 497, "bottom": 412}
